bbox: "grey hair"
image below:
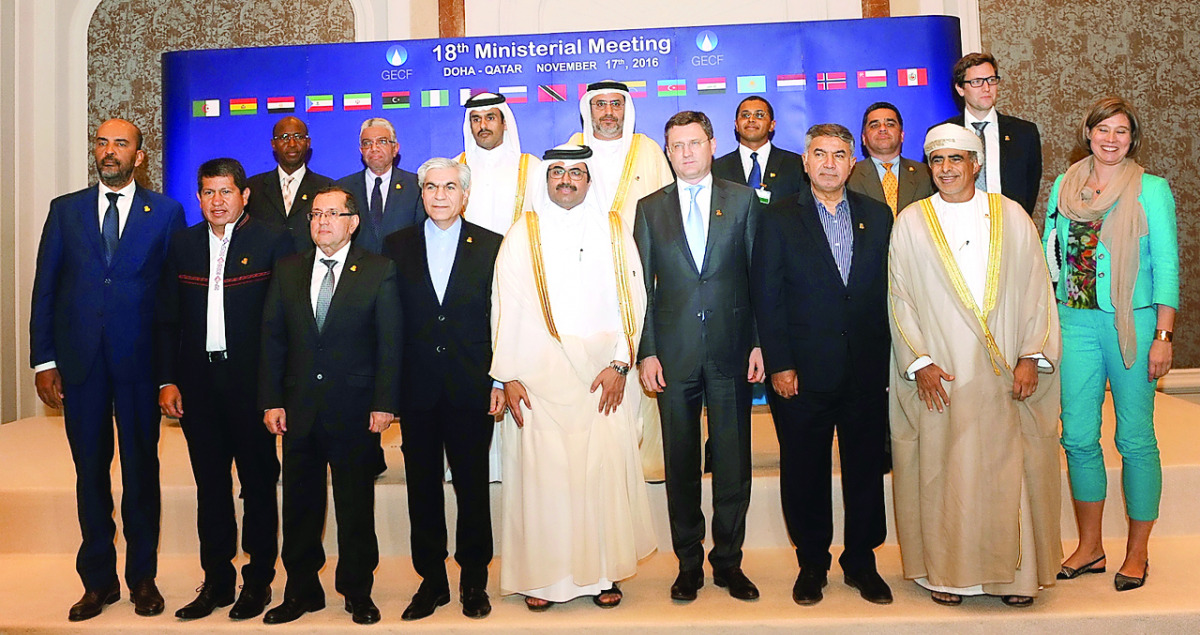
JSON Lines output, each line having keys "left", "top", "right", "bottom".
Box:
{"left": 417, "top": 157, "right": 472, "bottom": 191}
{"left": 359, "top": 117, "right": 396, "bottom": 140}
{"left": 803, "top": 123, "right": 856, "bottom": 152}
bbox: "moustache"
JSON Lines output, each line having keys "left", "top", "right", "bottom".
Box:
{"left": 556, "top": 183, "right": 577, "bottom": 192}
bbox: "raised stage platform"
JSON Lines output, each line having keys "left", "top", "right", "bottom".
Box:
{"left": 2, "top": 393, "right": 1199, "bottom": 632}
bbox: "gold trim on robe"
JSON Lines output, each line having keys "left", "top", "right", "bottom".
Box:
{"left": 524, "top": 211, "right": 559, "bottom": 340}
{"left": 455, "top": 151, "right": 533, "bottom": 224}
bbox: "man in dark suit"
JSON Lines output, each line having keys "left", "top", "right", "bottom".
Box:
{"left": 634, "top": 111, "right": 764, "bottom": 603}
{"left": 156, "top": 158, "right": 294, "bottom": 620}
{"left": 847, "top": 101, "right": 933, "bottom": 216}
{"left": 383, "top": 157, "right": 504, "bottom": 621}
{"left": 30, "top": 118, "right": 186, "bottom": 621}
{"left": 259, "top": 185, "right": 401, "bottom": 625}
{"left": 711, "top": 96, "right": 804, "bottom": 205}
{"left": 752, "top": 123, "right": 893, "bottom": 607}
{"left": 937, "top": 52, "right": 1042, "bottom": 215}
{"left": 335, "top": 117, "right": 425, "bottom": 254}
{"left": 244, "top": 116, "right": 335, "bottom": 253}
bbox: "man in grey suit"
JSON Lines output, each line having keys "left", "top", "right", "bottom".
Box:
{"left": 847, "top": 102, "right": 933, "bottom": 217}
{"left": 633, "top": 110, "right": 765, "bottom": 603}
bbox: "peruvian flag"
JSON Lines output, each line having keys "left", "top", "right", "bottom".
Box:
{"left": 898, "top": 68, "right": 928, "bottom": 87}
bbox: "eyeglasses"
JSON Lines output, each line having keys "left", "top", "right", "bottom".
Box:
{"left": 360, "top": 138, "right": 396, "bottom": 149}
{"left": 307, "top": 211, "right": 356, "bottom": 221}
{"left": 548, "top": 167, "right": 588, "bottom": 180}
{"left": 961, "top": 75, "right": 1001, "bottom": 88}
{"left": 668, "top": 139, "right": 710, "bottom": 154}
{"left": 738, "top": 110, "right": 770, "bottom": 121}
{"left": 272, "top": 133, "right": 309, "bottom": 143}
{"left": 590, "top": 99, "right": 624, "bottom": 111}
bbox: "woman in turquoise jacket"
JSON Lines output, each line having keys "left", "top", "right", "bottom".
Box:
{"left": 1043, "top": 97, "right": 1178, "bottom": 592}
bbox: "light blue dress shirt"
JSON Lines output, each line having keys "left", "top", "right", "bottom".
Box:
{"left": 424, "top": 216, "right": 462, "bottom": 304}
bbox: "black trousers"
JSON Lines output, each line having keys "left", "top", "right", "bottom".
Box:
{"left": 178, "top": 360, "right": 280, "bottom": 590}
{"left": 280, "top": 423, "right": 379, "bottom": 600}
{"left": 768, "top": 381, "right": 887, "bottom": 573}
{"left": 400, "top": 397, "right": 493, "bottom": 591}
{"left": 659, "top": 360, "right": 753, "bottom": 572}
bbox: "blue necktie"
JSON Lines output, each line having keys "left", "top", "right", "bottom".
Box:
{"left": 684, "top": 184, "right": 706, "bottom": 270}
{"left": 102, "top": 192, "right": 120, "bottom": 265}
{"left": 370, "top": 176, "right": 384, "bottom": 229}
{"left": 972, "top": 121, "right": 988, "bottom": 192}
{"left": 748, "top": 151, "right": 762, "bottom": 189}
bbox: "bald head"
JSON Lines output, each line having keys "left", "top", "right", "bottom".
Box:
{"left": 271, "top": 116, "right": 311, "bottom": 173}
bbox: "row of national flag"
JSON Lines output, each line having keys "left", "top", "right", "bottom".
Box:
{"left": 191, "top": 68, "right": 930, "bottom": 117}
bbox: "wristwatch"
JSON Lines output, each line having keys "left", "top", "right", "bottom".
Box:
{"left": 609, "top": 362, "right": 630, "bottom": 376}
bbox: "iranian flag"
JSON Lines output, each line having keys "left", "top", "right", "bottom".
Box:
{"left": 898, "top": 68, "right": 928, "bottom": 87}
{"left": 343, "top": 93, "right": 372, "bottom": 110}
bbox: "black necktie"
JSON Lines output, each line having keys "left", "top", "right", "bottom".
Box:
{"left": 370, "top": 176, "right": 384, "bottom": 229}
{"left": 102, "top": 192, "right": 120, "bottom": 265}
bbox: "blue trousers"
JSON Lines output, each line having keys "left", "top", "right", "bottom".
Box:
{"left": 1058, "top": 305, "right": 1161, "bottom": 521}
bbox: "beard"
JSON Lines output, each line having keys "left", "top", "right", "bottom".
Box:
{"left": 97, "top": 158, "right": 135, "bottom": 187}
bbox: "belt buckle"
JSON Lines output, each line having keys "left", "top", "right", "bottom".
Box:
{"left": 207, "top": 351, "right": 228, "bottom": 362}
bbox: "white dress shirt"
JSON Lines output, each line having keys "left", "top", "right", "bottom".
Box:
{"left": 310, "top": 242, "right": 351, "bottom": 314}
{"left": 205, "top": 220, "right": 235, "bottom": 352}
{"left": 675, "top": 172, "right": 714, "bottom": 249}
{"left": 97, "top": 179, "right": 137, "bottom": 238}
{"left": 278, "top": 164, "right": 307, "bottom": 215}
{"left": 736, "top": 141, "right": 773, "bottom": 183}
{"left": 964, "top": 107, "right": 1001, "bottom": 194}
{"left": 363, "top": 168, "right": 393, "bottom": 210}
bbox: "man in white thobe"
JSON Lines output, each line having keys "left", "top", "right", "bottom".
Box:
{"left": 491, "top": 144, "right": 656, "bottom": 609}
{"left": 889, "top": 124, "right": 1061, "bottom": 607}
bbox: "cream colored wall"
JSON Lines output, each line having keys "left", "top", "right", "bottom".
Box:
{"left": 0, "top": 0, "right": 979, "bottom": 422}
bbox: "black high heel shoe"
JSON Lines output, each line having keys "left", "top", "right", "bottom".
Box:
{"left": 1114, "top": 561, "right": 1148, "bottom": 591}
{"left": 1057, "top": 554, "right": 1106, "bottom": 580}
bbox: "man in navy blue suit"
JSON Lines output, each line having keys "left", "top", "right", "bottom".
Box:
{"left": 30, "top": 118, "right": 186, "bottom": 621}
{"left": 335, "top": 117, "right": 425, "bottom": 254}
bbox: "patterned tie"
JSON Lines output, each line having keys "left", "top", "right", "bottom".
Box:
{"left": 881, "top": 162, "right": 898, "bottom": 216}
{"left": 748, "top": 151, "right": 762, "bottom": 189}
{"left": 102, "top": 192, "right": 120, "bottom": 265}
{"left": 370, "top": 176, "right": 384, "bottom": 229}
{"left": 684, "top": 184, "right": 706, "bottom": 270}
{"left": 971, "top": 121, "right": 988, "bottom": 192}
{"left": 212, "top": 233, "right": 230, "bottom": 292}
{"left": 282, "top": 174, "right": 295, "bottom": 215}
{"left": 315, "top": 258, "right": 336, "bottom": 332}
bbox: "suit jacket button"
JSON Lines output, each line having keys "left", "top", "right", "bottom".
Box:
{"left": 104, "top": 278, "right": 112, "bottom": 285}
{"left": 844, "top": 294, "right": 851, "bottom": 301}
{"left": 841, "top": 330, "right": 848, "bottom": 336}
{"left": 438, "top": 315, "right": 446, "bottom": 321}
{"left": 436, "top": 345, "right": 445, "bottom": 353}
{"left": 316, "top": 373, "right": 323, "bottom": 380}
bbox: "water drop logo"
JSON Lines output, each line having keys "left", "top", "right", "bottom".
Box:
{"left": 386, "top": 45, "right": 408, "bottom": 67}
{"left": 696, "top": 30, "right": 718, "bottom": 52}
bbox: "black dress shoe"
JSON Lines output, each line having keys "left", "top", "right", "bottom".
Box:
{"left": 792, "top": 567, "right": 828, "bottom": 606}
{"left": 670, "top": 569, "right": 704, "bottom": 601}
{"left": 229, "top": 584, "right": 272, "bottom": 620}
{"left": 68, "top": 583, "right": 120, "bottom": 622}
{"left": 461, "top": 586, "right": 492, "bottom": 619}
{"left": 174, "top": 582, "right": 234, "bottom": 619}
{"left": 844, "top": 569, "right": 893, "bottom": 604}
{"left": 401, "top": 586, "right": 450, "bottom": 621}
{"left": 1115, "top": 561, "right": 1149, "bottom": 592}
{"left": 345, "top": 595, "right": 381, "bottom": 624}
{"left": 131, "top": 578, "right": 165, "bottom": 616}
{"left": 263, "top": 596, "right": 325, "bottom": 624}
{"left": 713, "top": 567, "right": 759, "bottom": 600}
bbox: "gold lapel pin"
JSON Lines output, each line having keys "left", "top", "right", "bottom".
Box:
{"left": 466, "top": 236, "right": 474, "bottom": 243}
{"left": 907, "top": 166, "right": 915, "bottom": 172}
{"left": 350, "top": 264, "right": 357, "bottom": 272}
{"left": 769, "top": 172, "right": 776, "bottom": 178}
{"left": 859, "top": 222, "right": 865, "bottom": 229}
{"left": 301, "top": 194, "right": 308, "bottom": 200}
{"left": 143, "top": 205, "right": 151, "bottom": 212}
{"left": 715, "top": 209, "right": 723, "bottom": 216}
{"left": 1004, "top": 135, "right": 1011, "bottom": 141}
{"left": 241, "top": 257, "right": 248, "bottom": 265}
{"left": 395, "top": 183, "right": 402, "bottom": 190}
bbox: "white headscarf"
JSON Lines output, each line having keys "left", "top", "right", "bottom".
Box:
{"left": 462, "top": 92, "right": 521, "bottom": 164}
{"left": 924, "top": 123, "right": 984, "bottom": 161}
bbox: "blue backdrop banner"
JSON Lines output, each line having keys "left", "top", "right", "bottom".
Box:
{"left": 163, "top": 16, "right": 962, "bottom": 222}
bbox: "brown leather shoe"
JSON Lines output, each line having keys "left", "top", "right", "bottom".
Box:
{"left": 131, "top": 578, "right": 165, "bottom": 616}
{"left": 68, "top": 584, "right": 120, "bottom": 621}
